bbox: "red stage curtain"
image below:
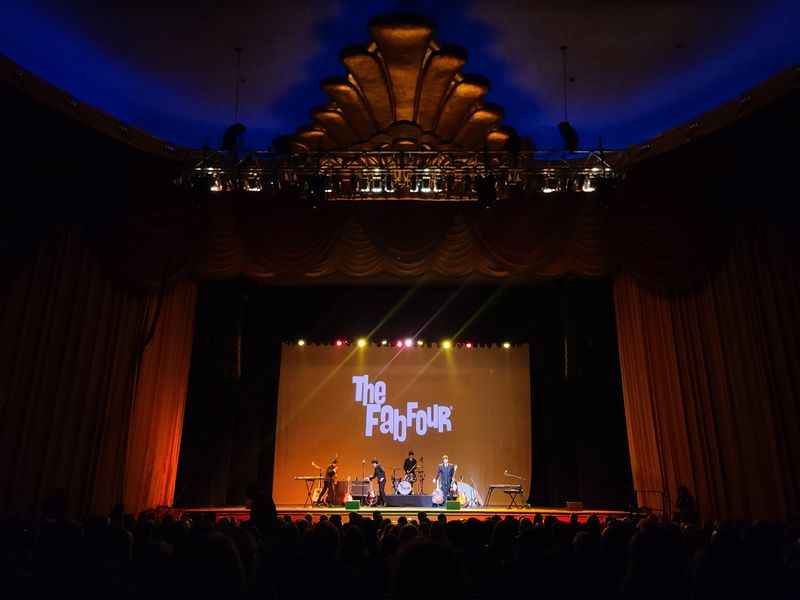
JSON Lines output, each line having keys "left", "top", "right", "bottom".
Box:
{"left": 89, "top": 186, "right": 199, "bottom": 289}
{"left": 609, "top": 155, "right": 732, "bottom": 292}
{"left": 234, "top": 194, "right": 349, "bottom": 278}
{"left": 182, "top": 193, "right": 612, "bottom": 281}
{"left": 123, "top": 280, "right": 197, "bottom": 514}
{"left": 0, "top": 226, "right": 149, "bottom": 516}
{"left": 356, "top": 203, "right": 455, "bottom": 269}
{"left": 470, "top": 192, "right": 611, "bottom": 277}
{"left": 614, "top": 219, "right": 800, "bottom": 520}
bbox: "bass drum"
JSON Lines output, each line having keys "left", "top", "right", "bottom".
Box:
{"left": 397, "top": 480, "right": 413, "bottom": 495}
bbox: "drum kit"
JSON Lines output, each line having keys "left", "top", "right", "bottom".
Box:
{"left": 391, "top": 466, "right": 422, "bottom": 496}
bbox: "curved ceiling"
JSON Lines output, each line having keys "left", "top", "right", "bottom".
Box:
{"left": 1, "top": 1, "right": 797, "bottom": 150}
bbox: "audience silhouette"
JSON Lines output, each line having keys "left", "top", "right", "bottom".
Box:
{"left": 1, "top": 491, "right": 798, "bottom": 598}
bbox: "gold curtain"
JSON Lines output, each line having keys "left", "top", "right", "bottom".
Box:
{"left": 0, "top": 225, "right": 199, "bottom": 517}
{"left": 0, "top": 226, "right": 148, "bottom": 516}
{"left": 614, "top": 219, "right": 800, "bottom": 520}
{"left": 123, "top": 280, "right": 197, "bottom": 514}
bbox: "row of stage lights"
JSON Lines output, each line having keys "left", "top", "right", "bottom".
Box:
{"left": 296, "top": 338, "right": 513, "bottom": 349}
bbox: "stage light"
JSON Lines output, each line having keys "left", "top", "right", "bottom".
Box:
{"left": 441, "top": 340, "right": 452, "bottom": 349}
{"left": 335, "top": 339, "right": 344, "bottom": 347}
{"left": 502, "top": 342, "right": 511, "bottom": 349}
{"left": 396, "top": 340, "right": 404, "bottom": 348}
{"left": 357, "top": 338, "right": 367, "bottom": 348}
{"left": 542, "top": 178, "right": 558, "bottom": 193}
{"left": 297, "top": 339, "right": 306, "bottom": 347}
{"left": 381, "top": 339, "right": 388, "bottom": 346}
{"left": 404, "top": 338, "right": 413, "bottom": 348}
{"left": 465, "top": 342, "right": 473, "bottom": 349}
{"left": 416, "top": 340, "right": 424, "bottom": 347}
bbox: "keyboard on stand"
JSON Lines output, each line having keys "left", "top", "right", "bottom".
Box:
{"left": 485, "top": 484, "right": 524, "bottom": 508}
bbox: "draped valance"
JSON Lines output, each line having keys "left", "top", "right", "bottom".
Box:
{"left": 97, "top": 191, "right": 615, "bottom": 286}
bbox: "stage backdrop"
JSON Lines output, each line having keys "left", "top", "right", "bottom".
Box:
{"left": 273, "top": 344, "right": 531, "bottom": 506}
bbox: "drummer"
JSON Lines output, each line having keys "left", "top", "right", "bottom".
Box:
{"left": 403, "top": 450, "right": 418, "bottom": 480}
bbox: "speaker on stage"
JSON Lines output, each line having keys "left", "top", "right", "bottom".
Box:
{"left": 345, "top": 500, "right": 360, "bottom": 511}
{"left": 445, "top": 500, "right": 461, "bottom": 510}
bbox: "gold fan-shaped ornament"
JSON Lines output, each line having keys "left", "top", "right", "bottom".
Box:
{"left": 290, "top": 15, "right": 516, "bottom": 153}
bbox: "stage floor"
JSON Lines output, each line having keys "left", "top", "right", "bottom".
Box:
{"left": 169, "top": 505, "right": 634, "bottom": 524}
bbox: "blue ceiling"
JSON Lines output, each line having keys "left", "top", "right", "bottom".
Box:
{"left": 2, "top": 1, "right": 798, "bottom": 150}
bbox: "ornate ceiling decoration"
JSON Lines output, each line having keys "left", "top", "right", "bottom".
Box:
{"left": 289, "top": 15, "right": 521, "bottom": 153}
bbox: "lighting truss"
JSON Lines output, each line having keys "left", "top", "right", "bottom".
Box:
{"left": 177, "top": 148, "right": 619, "bottom": 201}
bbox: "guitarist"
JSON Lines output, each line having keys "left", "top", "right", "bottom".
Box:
{"left": 317, "top": 458, "right": 338, "bottom": 506}
{"left": 434, "top": 455, "right": 456, "bottom": 504}
{"left": 369, "top": 458, "right": 387, "bottom": 506}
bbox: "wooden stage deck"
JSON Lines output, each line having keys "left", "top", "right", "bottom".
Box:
{"left": 168, "top": 505, "right": 635, "bottom": 524}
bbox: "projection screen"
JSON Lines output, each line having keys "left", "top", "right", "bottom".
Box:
{"left": 273, "top": 344, "right": 530, "bottom": 506}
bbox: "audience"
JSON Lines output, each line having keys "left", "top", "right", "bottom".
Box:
{"left": 1, "top": 496, "right": 798, "bottom": 599}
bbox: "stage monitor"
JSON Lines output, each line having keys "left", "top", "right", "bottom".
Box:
{"left": 273, "top": 343, "right": 531, "bottom": 506}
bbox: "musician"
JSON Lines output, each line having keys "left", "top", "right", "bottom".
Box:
{"left": 434, "top": 455, "right": 455, "bottom": 503}
{"left": 317, "top": 458, "right": 338, "bottom": 505}
{"left": 403, "top": 450, "right": 417, "bottom": 479}
{"left": 369, "top": 458, "right": 386, "bottom": 506}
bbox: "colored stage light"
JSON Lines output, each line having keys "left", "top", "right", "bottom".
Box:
{"left": 336, "top": 339, "right": 344, "bottom": 347}
{"left": 357, "top": 338, "right": 367, "bottom": 348}
{"left": 416, "top": 340, "right": 424, "bottom": 346}
{"left": 396, "top": 340, "right": 404, "bottom": 348}
{"left": 502, "top": 342, "right": 511, "bottom": 349}
{"left": 441, "top": 340, "right": 452, "bottom": 349}
{"left": 465, "top": 342, "right": 472, "bottom": 349}
{"left": 297, "top": 339, "right": 306, "bottom": 346}
{"left": 404, "top": 338, "right": 413, "bottom": 348}
{"left": 381, "top": 340, "right": 388, "bottom": 346}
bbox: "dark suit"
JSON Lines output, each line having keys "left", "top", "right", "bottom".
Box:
{"left": 370, "top": 464, "right": 386, "bottom": 505}
{"left": 318, "top": 464, "right": 336, "bottom": 505}
{"left": 436, "top": 463, "right": 455, "bottom": 501}
{"left": 403, "top": 457, "right": 417, "bottom": 478}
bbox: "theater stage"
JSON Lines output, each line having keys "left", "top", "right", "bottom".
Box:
{"left": 168, "top": 505, "right": 635, "bottom": 524}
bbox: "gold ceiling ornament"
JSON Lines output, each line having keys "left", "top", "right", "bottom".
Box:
{"left": 290, "top": 14, "right": 518, "bottom": 153}
{"left": 180, "top": 14, "right": 619, "bottom": 200}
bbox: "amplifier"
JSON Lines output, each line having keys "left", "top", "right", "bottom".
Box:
{"left": 445, "top": 500, "right": 461, "bottom": 510}
{"left": 350, "top": 481, "right": 370, "bottom": 497}
{"left": 345, "top": 500, "right": 360, "bottom": 511}
{"left": 566, "top": 500, "right": 584, "bottom": 510}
